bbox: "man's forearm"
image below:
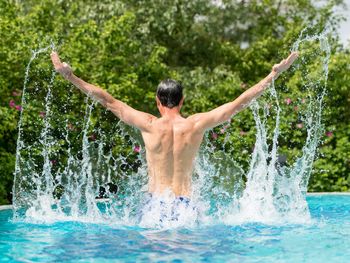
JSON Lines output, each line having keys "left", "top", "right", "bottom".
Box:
{"left": 200, "top": 70, "right": 278, "bottom": 127}
{"left": 66, "top": 74, "right": 115, "bottom": 106}
{"left": 232, "top": 70, "right": 278, "bottom": 111}
{"left": 195, "top": 52, "right": 297, "bottom": 130}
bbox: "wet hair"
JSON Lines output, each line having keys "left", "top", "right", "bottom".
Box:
{"left": 156, "top": 79, "right": 183, "bottom": 108}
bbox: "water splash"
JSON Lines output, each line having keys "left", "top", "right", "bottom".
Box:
{"left": 12, "top": 29, "right": 330, "bottom": 228}
{"left": 13, "top": 45, "right": 55, "bottom": 213}
{"left": 220, "top": 29, "right": 330, "bottom": 224}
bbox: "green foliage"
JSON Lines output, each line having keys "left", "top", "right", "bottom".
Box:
{"left": 0, "top": 0, "right": 349, "bottom": 204}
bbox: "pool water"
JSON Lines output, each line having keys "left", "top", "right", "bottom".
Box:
{"left": 1, "top": 195, "right": 349, "bottom": 262}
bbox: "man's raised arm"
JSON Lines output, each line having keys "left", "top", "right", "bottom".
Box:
{"left": 50, "top": 51, "right": 156, "bottom": 132}
{"left": 190, "top": 52, "right": 298, "bottom": 131}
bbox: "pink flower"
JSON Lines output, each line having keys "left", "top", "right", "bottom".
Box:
{"left": 285, "top": 98, "right": 292, "bottom": 105}
{"left": 9, "top": 100, "right": 16, "bottom": 108}
{"left": 211, "top": 132, "right": 218, "bottom": 140}
{"left": 133, "top": 145, "right": 141, "bottom": 153}
{"left": 240, "top": 130, "right": 247, "bottom": 136}
{"left": 39, "top": 111, "right": 45, "bottom": 118}
{"left": 12, "top": 90, "right": 22, "bottom": 97}
{"left": 294, "top": 106, "right": 298, "bottom": 111}
{"left": 89, "top": 133, "right": 97, "bottom": 141}
{"left": 15, "top": 105, "right": 22, "bottom": 111}
{"left": 240, "top": 83, "right": 248, "bottom": 89}
{"left": 296, "top": 123, "right": 303, "bottom": 129}
{"left": 301, "top": 98, "right": 306, "bottom": 104}
{"left": 50, "top": 160, "right": 57, "bottom": 165}
{"left": 219, "top": 124, "right": 229, "bottom": 134}
{"left": 325, "top": 131, "right": 333, "bottom": 137}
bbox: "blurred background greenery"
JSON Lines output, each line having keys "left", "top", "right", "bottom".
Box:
{"left": 0, "top": 0, "right": 349, "bottom": 205}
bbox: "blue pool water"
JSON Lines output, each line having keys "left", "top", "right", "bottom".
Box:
{"left": 1, "top": 195, "right": 349, "bottom": 262}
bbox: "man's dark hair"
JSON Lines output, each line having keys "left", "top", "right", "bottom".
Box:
{"left": 156, "top": 79, "right": 183, "bottom": 108}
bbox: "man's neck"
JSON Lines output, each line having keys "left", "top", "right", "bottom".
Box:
{"left": 160, "top": 107, "right": 182, "bottom": 119}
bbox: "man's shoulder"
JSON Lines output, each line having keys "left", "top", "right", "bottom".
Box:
{"left": 186, "top": 113, "right": 204, "bottom": 124}
{"left": 183, "top": 114, "right": 207, "bottom": 134}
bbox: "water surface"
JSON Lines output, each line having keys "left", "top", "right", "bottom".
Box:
{"left": 1, "top": 195, "right": 349, "bottom": 262}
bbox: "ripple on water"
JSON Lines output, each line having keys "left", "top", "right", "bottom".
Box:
{"left": 1, "top": 195, "right": 350, "bottom": 262}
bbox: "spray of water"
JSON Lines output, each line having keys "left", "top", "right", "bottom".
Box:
{"left": 13, "top": 45, "right": 55, "bottom": 213}
{"left": 12, "top": 30, "right": 330, "bottom": 228}
{"left": 220, "top": 28, "right": 330, "bottom": 224}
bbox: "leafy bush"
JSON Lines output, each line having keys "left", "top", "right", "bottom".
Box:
{"left": 0, "top": 0, "right": 349, "bottom": 204}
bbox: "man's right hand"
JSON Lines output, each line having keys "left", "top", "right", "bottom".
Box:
{"left": 50, "top": 51, "right": 73, "bottom": 79}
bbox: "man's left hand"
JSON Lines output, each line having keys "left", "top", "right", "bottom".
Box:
{"left": 272, "top": 52, "right": 299, "bottom": 75}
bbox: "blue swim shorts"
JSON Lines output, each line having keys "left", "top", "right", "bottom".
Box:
{"left": 138, "top": 193, "right": 196, "bottom": 224}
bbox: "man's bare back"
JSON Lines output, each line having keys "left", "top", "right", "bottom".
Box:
{"left": 51, "top": 51, "right": 298, "bottom": 198}
{"left": 142, "top": 115, "right": 204, "bottom": 197}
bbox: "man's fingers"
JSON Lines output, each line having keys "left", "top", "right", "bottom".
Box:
{"left": 273, "top": 52, "right": 299, "bottom": 73}
{"left": 50, "top": 51, "right": 62, "bottom": 68}
{"left": 286, "top": 52, "right": 299, "bottom": 65}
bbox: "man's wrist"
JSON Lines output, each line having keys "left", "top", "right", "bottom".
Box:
{"left": 64, "top": 72, "right": 74, "bottom": 81}
{"left": 270, "top": 70, "right": 279, "bottom": 79}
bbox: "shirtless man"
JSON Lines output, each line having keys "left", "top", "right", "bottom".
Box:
{"left": 51, "top": 51, "right": 298, "bottom": 199}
